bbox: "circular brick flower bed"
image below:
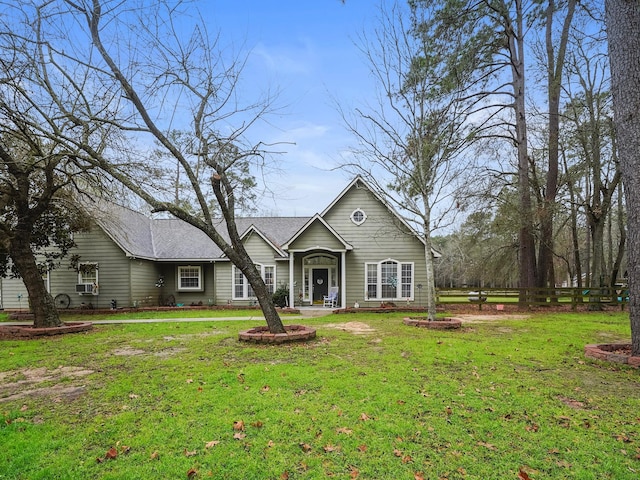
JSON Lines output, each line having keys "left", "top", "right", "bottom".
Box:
{"left": 238, "top": 324, "right": 316, "bottom": 344}
{"left": 584, "top": 343, "right": 640, "bottom": 368}
{"left": 0, "top": 322, "right": 93, "bottom": 339}
{"left": 403, "top": 317, "right": 462, "bottom": 329}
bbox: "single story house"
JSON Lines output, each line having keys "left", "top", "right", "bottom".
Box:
{"left": 0, "top": 177, "right": 437, "bottom": 310}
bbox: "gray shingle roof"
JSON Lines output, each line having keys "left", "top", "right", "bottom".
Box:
{"left": 91, "top": 202, "right": 310, "bottom": 261}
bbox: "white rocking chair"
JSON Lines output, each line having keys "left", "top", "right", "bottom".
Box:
{"left": 323, "top": 286, "right": 339, "bottom": 308}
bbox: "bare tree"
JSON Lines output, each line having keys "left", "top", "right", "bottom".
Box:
{"left": 340, "top": 1, "right": 478, "bottom": 320}
{"left": 1, "top": 0, "right": 287, "bottom": 333}
{"left": 605, "top": 0, "right": 640, "bottom": 355}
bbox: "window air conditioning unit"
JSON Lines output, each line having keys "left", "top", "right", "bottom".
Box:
{"left": 76, "top": 283, "right": 94, "bottom": 294}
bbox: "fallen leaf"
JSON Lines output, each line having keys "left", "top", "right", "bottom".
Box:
{"left": 186, "top": 379, "right": 194, "bottom": 384}
{"left": 323, "top": 444, "right": 340, "bottom": 453}
{"left": 105, "top": 447, "right": 118, "bottom": 460}
{"left": 615, "top": 433, "right": 632, "bottom": 443}
{"left": 300, "top": 443, "right": 312, "bottom": 453}
{"left": 205, "top": 441, "right": 220, "bottom": 449}
{"left": 359, "top": 413, "right": 371, "bottom": 421}
{"left": 357, "top": 444, "right": 368, "bottom": 452}
{"left": 150, "top": 451, "right": 160, "bottom": 460}
{"left": 402, "top": 455, "right": 413, "bottom": 463}
{"left": 251, "top": 421, "right": 264, "bottom": 428}
{"left": 233, "top": 420, "right": 245, "bottom": 431}
{"left": 237, "top": 374, "right": 245, "bottom": 383}
{"left": 350, "top": 466, "right": 359, "bottom": 478}
{"left": 261, "top": 385, "right": 271, "bottom": 392}
{"left": 184, "top": 449, "right": 197, "bottom": 457}
{"left": 187, "top": 467, "right": 198, "bottom": 478}
{"left": 457, "top": 467, "right": 467, "bottom": 475}
{"left": 96, "top": 457, "right": 104, "bottom": 464}
{"left": 280, "top": 472, "right": 289, "bottom": 480}
{"left": 517, "top": 468, "right": 532, "bottom": 480}
{"left": 233, "top": 432, "right": 246, "bottom": 440}
{"left": 120, "top": 445, "right": 131, "bottom": 454}
{"left": 445, "top": 406, "right": 453, "bottom": 415}
{"left": 394, "top": 449, "right": 403, "bottom": 457}
{"left": 336, "top": 427, "right": 353, "bottom": 435}
{"left": 267, "top": 440, "right": 275, "bottom": 448}
{"left": 129, "top": 393, "right": 139, "bottom": 399}
{"left": 397, "top": 400, "right": 406, "bottom": 405}
{"left": 20, "top": 405, "right": 28, "bottom": 412}
{"left": 414, "top": 473, "right": 425, "bottom": 480}
{"left": 477, "top": 441, "right": 497, "bottom": 451}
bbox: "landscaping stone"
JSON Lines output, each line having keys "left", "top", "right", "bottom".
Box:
{"left": 0, "top": 322, "right": 93, "bottom": 339}
{"left": 238, "top": 324, "right": 316, "bottom": 344}
{"left": 584, "top": 343, "right": 639, "bottom": 368}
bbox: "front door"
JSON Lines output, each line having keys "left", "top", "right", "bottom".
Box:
{"left": 312, "top": 269, "right": 329, "bottom": 303}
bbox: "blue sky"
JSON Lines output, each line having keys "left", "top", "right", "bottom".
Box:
{"left": 199, "top": 1, "right": 380, "bottom": 216}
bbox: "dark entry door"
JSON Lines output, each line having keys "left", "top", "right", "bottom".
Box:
{"left": 312, "top": 269, "right": 329, "bottom": 303}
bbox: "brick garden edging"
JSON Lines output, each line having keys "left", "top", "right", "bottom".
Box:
{"left": 584, "top": 343, "right": 640, "bottom": 368}
{"left": 238, "top": 324, "right": 316, "bottom": 344}
{"left": 0, "top": 322, "right": 93, "bottom": 339}
{"left": 403, "top": 317, "right": 462, "bottom": 330}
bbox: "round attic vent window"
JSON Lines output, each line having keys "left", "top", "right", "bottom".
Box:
{"left": 351, "top": 208, "right": 367, "bottom": 225}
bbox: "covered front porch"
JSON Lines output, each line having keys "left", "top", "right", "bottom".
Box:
{"left": 286, "top": 249, "right": 347, "bottom": 309}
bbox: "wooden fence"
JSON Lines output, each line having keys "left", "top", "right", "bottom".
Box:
{"left": 435, "top": 287, "right": 629, "bottom": 310}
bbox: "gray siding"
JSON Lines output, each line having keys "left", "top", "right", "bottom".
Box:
{"left": 323, "top": 185, "right": 427, "bottom": 307}
{"left": 214, "top": 232, "right": 283, "bottom": 306}
{"left": 130, "top": 259, "right": 160, "bottom": 307}
{"left": 0, "top": 277, "right": 29, "bottom": 310}
{"left": 288, "top": 219, "right": 345, "bottom": 251}
{"left": 47, "top": 226, "right": 132, "bottom": 309}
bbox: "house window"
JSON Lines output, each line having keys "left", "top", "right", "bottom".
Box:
{"left": 365, "top": 259, "right": 414, "bottom": 300}
{"left": 233, "top": 264, "right": 275, "bottom": 299}
{"left": 77, "top": 263, "right": 99, "bottom": 295}
{"left": 350, "top": 208, "right": 367, "bottom": 225}
{"left": 178, "top": 266, "right": 202, "bottom": 291}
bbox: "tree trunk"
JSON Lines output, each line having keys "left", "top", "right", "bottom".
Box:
{"left": 423, "top": 235, "right": 438, "bottom": 321}
{"left": 537, "top": 0, "right": 576, "bottom": 294}
{"left": 610, "top": 185, "right": 626, "bottom": 296}
{"left": 242, "top": 260, "right": 286, "bottom": 334}
{"left": 507, "top": 0, "right": 536, "bottom": 305}
{"left": 9, "top": 233, "right": 61, "bottom": 328}
{"left": 605, "top": 0, "right": 640, "bottom": 356}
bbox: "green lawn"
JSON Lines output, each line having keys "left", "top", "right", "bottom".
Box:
{"left": 0, "top": 311, "right": 638, "bottom": 479}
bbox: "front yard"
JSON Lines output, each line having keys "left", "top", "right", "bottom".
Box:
{"left": 0, "top": 311, "right": 638, "bottom": 479}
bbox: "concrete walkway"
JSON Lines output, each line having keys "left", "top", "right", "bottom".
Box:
{"left": 0, "top": 308, "right": 334, "bottom": 326}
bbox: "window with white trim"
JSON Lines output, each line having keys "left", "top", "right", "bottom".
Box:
{"left": 350, "top": 208, "right": 367, "bottom": 225}
{"left": 233, "top": 264, "right": 275, "bottom": 299}
{"left": 177, "top": 265, "right": 202, "bottom": 291}
{"left": 365, "top": 259, "right": 414, "bottom": 300}
{"left": 78, "top": 263, "right": 98, "bottom": 285}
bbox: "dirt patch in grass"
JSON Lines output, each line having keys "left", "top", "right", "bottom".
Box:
{"left": 456, "top": 314, "right": 531, "bottom": 323}
{"left": 0, "top": 366, "right": 93, "bottom": 403}
{"left": 323, "top": 322, "right": 376, "bottom": 335}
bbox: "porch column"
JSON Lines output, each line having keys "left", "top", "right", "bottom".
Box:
{"left": 341, "top": 250, "right": 346, "bottom": 308}
{"left": 288, "top": 251, "right": 295, "bottom": 308}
